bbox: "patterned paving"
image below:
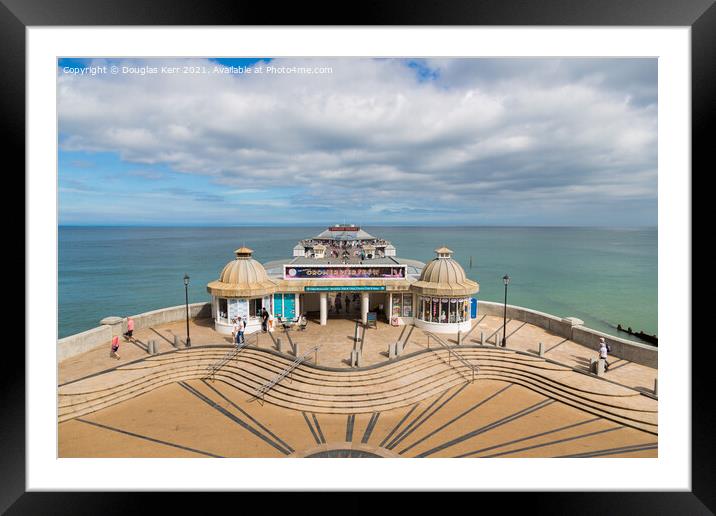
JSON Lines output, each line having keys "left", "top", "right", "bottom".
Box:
{"left": 59, "top": 378, "right": 657, "bottom": 458}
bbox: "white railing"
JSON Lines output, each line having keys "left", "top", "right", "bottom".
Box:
{"left": 424, "top": 331, "right": 478, "bottom": 383}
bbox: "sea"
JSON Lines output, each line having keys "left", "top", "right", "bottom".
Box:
{"left": 58, "top": 226, "right": 657, "bottom": 343}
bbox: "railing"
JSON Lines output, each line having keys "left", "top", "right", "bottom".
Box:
{"left": 249, "top": 345, "right": 321, "bottom": 404}
{"left": 204, "top": 347, "right": 241, "bottom": 381}
{"left": 424, "top": 331, "right": 478, "bottom": 383}
{"left": 203, "top": 333, "right": 257, "bottom": 381}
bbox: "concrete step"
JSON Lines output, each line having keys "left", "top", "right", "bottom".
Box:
{"left": 58, "top": 346, "right": 657, "bottom": 433}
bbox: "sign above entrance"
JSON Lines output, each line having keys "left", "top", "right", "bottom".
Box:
{"left": 285, "top": 265, "right": 406, "bottom": 280}
{"left": 304, "top": 286, "right": 386, "bottom": 292}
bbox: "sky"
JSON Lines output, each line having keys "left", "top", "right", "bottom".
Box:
{"left": 57, "top": 57, "right": 657, "bottom": 226}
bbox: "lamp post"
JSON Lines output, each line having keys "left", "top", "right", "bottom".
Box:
{"left": 501, "top": 274, "right": 510, "bottom": 347}
{"left": 183, "top": 273, "right": 191, "bottom": 347}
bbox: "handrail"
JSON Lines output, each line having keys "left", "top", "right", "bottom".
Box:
{"left": 204, "top": 346, "right": 241, "bottom": 381}
{"left": 249, "top": 345, "right": 321, "bottom": 403}
{"left": 423, "top": 330, "right": 478, "bottom": 383}
{"left": 203, "top": 333, "right": 257, "bottom": 381}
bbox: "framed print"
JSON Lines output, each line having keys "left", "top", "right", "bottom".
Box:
{"left": 6, "top": 0, "right": 710, "bottom": 512}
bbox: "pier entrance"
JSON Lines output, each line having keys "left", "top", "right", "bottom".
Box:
{"left": 300, "top": 290, "right": 388, "bottom": 325}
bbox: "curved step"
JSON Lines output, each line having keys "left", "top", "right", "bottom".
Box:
{"left": 58, "top": 346, "right": 657, "bottom": 434}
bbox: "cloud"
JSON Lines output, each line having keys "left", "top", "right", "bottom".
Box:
{"left": 58, "top": 57, "right": 657, "bottom": 225}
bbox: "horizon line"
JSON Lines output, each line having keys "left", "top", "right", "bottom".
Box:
{"left": 58, "top": 223, "right": 658, "bottom": 229}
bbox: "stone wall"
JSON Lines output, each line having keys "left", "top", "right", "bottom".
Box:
{"left": 130, "top": 302, "right": 211, "bottom": 332}
{"left": 57, "top": 302, "right": 212, "bottom": 362}
{"left": 478, "top": 300, "right": 657, "bottom": 368}
{"left": 57, "top": 325, "right": 112, "bottom": 362}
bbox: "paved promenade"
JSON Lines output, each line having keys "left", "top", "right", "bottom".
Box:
{"left": 59, "top": 378, "right": 657, "bottom": 458}
{"left": 59, "top": 315, "right": 657, "bottom": 394}
{"left": 58, "top": 316, "right": 658, "bottom": 459}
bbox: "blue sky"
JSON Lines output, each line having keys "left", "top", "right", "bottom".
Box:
{"left": 58, "top": 57, "right": 657, "bottom": 226}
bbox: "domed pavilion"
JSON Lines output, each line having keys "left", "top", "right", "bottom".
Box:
{"left": 207, "top": 247, "right": 277, "bottom": 335}
{"left": 410, "top": 247, "right": 479, "bottom": 333}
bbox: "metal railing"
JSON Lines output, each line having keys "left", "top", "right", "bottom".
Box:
{"left": 424, "top": 331, "right": 478, "bottom": 383}
{"left": 249, "top": 345, "right": 320, "bottom": 404}
{"left": 203, "top": 333, "right": 257, "bottom": 381}
{"left": 204, "top": 346, "right": 241, "bottom": 381}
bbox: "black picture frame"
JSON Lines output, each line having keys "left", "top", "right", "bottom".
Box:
{"left": 5, "top": 0, "right": 708, "bottom": 512}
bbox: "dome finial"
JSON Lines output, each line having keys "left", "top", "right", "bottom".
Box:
{"left": 434, "top": 246, "right": 453, "bottom": 258}
{"left": 234, "top": 246, "right": 254, "bottom": 259}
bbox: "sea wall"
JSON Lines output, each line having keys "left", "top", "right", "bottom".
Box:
{"left": 130, "top": 302, "right": 212, "bottom": 332}
{"left": 57, "top": 325, "right": 113, "bottom": 362}
{"left": 57, "top": 302, "right": 212, "bottom": 362}
{"left": 477, "top": 300, "right": 657, "bottom": 368}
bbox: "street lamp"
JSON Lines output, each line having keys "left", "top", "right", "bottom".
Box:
{"left": 502, "top": 274, "right": 510, "bottom": 347}
{"left": 183, "top": 273, "right": 191, "bottom": 347}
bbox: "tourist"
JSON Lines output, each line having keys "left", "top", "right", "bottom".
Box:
{"left": 232, "top": 317, "right": 240, "bottom": 344}
{"left": 110, "top": 335, "right": 120, "bottom": 359}
{"left": 123, "top": 317, "right": 135, "bottom": 340}
{"left": 261, "top": 307, "right": 269, "bottom": 332}
{"left": 237, "top": 316, "right": 246, "bottom": 345}
{"left": 599, "top": 337, "right": 610, "bottom": 372}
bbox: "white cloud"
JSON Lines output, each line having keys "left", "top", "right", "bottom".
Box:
{"left": 58, "top": 57, "right": 657, "bottom": 225}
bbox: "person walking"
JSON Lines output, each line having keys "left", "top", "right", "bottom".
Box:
{"left": 261, "top": 307, "right": 269, "bottom": 332}
{"left": 335, "top": 293, "right": 342, "bottom": 314}
{"left": 345, "top": 295, "right": 351, "bottom": 314}
{"left": 237, "top": 316, "right": 246, "bottom": 345}
{"left": 123, "top": 317, "right": 135, "bottom": 340}
{"left": 110, "top": 335, "right": 120, "bottom": 359}
{"left": 599, "top": 337, "right": 610, "bottom": 372}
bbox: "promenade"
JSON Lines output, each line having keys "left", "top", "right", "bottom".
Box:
{"left": 58, "top": 315, "right": 658, "bottom": 459}
{"left": 59, "top": 315, "right": 657, "bottom": 393}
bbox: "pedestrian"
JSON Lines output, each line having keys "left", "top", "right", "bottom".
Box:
{"left": 599, "top": 337, "right": 610, "bottom": 372}
{"left": 123, "top": 317, "right": 135, "bottom": 340}
{"left": 261, "top": 307, "right": 269, "bottom": 332}
{"left": 237, "top": 316, "right": 246, "bottom": 345}
{"left": 110, "top": 335, "right": 120, "bottom": 359}
{"left": 232, "top": 317, "right": 239, "bottom": 344}
{"left": 335, "top": 293, "right": 342, "bottom": 314}
{"left": 345, "top": 295, "right": 351, "bottom": 314}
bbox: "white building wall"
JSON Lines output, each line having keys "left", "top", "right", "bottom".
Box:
{"left": 414, "top": 318, "right": 472, "bottom": 334}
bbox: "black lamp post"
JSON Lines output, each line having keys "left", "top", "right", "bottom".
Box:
{"left": 183, "top": 273, "right": 191, "bottom": 347}
{"left": 501, "top": 274, "right": 510, "bottom": 347}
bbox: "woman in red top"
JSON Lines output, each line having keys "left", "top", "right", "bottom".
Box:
{"left": 110, "top": 335, "right": 120, "bottom": 359}
{"left": 123, "top": 317, "right": 135, "bottom": 340}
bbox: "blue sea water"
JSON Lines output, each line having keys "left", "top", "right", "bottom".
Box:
{"left": 58, "top": 226, "right": 657, "bottom": 342}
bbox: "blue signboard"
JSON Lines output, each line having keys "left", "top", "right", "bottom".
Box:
{"left": 471, "top": 297, "right": 478, "bottom": 319}
{"left": 304, "top": 286, "right": 386, "bottom": 292}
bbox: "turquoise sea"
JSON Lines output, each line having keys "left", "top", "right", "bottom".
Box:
{"left": 58, "top": 226, "right": 657, "bottom": 342}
